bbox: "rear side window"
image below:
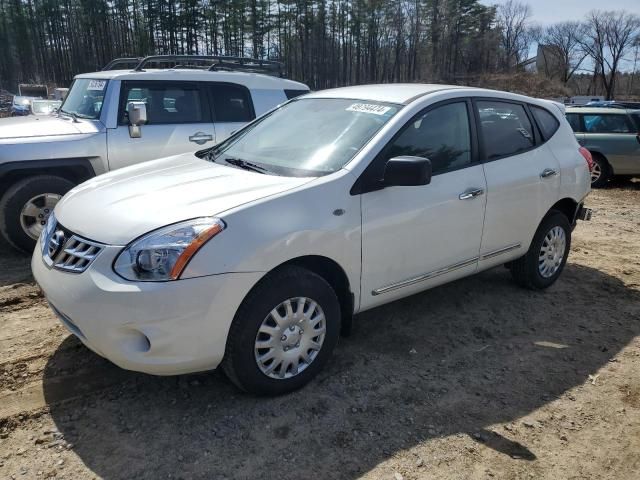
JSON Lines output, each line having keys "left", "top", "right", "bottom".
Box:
{"left": 531, "top": 105, "right": 560, "bottom": 140}
{"left": 210, "top": 84, "right": 254, "bottom": 122}
{"left": 476, "top": 101, "right": 535, "bottom": 159}
{"left": 630, "top": 113, "right": 640, "bottom": 130}
{"left": 566, "top": 113, "right": 581, "bottom": 132}
{"left": 583, "top": 114, "right": 634, "bottom": 133}
{"left": 285, "top": 89, "right": 310, "bottom": 100}
{"left": 385, "top": 101, "right": 472, "bottom": 175}
{"left": 120, "top": 82, "right": 207, "bottom": 125}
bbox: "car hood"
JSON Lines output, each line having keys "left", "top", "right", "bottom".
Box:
{"left": 55, "top": 154, "right": 316, "bottom": 245}
{"left": 0, "top": 115, "right": 100, "bottom": 140}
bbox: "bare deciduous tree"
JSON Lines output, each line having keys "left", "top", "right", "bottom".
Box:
{"left": 539, "top": 21, "right": 588, "bottom": 84}
{"left": 579, "top": 10, "right": 640, "bottom": 99}
{"left": 495, "top": 0, "right": 532, "bottom": 71}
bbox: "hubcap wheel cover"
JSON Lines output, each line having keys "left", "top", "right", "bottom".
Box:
{"left": 20, "top": 193, "right": 61, "bottom": 240}
{"left": 254, "top": 297, "right": 326, "bottom": 380}
{"left": 538, "top": 226, "right": 566, "bottom": 278}
{"left": 590, "top": 162, "right": 601, "bottom": 183}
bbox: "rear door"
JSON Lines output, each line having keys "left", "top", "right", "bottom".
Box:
{"left": 580, "top": 112, "right": 640, "bottom": 174}
{"left": 207, "top": 83, "right": 256, "bottom": 142}
{"left": 107, "top": 81, "right": 215, "bottom": 170}
{"left": 475, "top": 99, "right": 561, "bottom": 269}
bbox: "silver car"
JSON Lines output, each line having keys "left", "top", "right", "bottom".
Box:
{"left": 566, "top": 106, "right": 640, "bottom": 187}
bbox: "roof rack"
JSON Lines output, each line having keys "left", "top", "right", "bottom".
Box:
{"left": 126, "top": 55, "right": 285, "bottom": 77}
{"left": 102, "top": 57, "right": 143, "bottom": 71}
{"left": 569, "top": 103, "right": 629, "bottom": 109}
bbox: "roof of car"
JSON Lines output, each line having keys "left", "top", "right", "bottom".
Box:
{"left": 75, "top": 69, "right": 309, "bottom": 90}
{"left": 303, "top": 84, "right": 466, "bottom": 104}
{"left": 303, "top": 83, "right": 553, "bottom": 106}
{"left": 565, "top": 106, "right": 634, "bottom": 114}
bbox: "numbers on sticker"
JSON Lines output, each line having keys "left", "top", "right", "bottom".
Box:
{"left": 87, "top": 80, "right": 107, "bottom": 91}
{"left": 346, "top": 103, "right": 392, "bottom": 115}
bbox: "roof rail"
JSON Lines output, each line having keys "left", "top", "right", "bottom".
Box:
{"left": 131, "top": 55, "right": 285, "bottom": 77}
{"left": 102, "top": 57, "right": 143, "bottom": 71}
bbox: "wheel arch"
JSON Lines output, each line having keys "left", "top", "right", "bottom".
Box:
{"left": 0, "top": 159, "right": 95, "bottom": 198}
{"left": 549, "top": 197, "right": 579, "bottom": 224}
{"left": 265, "top": 255, "right": 355, "bottom": 336}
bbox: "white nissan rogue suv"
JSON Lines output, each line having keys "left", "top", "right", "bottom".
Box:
{"left": 33, "top": 84, "right": 592, "bottom": 395}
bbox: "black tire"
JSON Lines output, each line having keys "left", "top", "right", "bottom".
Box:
{"left": 590, "top": 153, "right": 611, "bottom": 188}
{"left": 0, "top": 175, "right": 75, "bottom": 252}
{"left": 222, "top": 265, "right": 341, "bottom": 395}
{"left": 510, "top": 210, "right": 571, "bottom": 290}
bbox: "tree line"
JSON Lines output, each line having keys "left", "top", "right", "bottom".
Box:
{"left": 0, "top": 0, "right": 638, "bottom": 99}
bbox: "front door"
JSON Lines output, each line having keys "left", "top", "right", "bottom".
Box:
{"left": 360, "top": 100, "right": 486, "bottom": 310}
{"left": 107, "top": 81, "right": 215, "bottom": 170}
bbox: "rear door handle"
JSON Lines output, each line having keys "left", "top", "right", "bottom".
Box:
{"left": 189, "top": 132, "right": 214, "bottom": 145}
{"left": 540, "top": 168, "right": 558, "bottom": 179}
{"left": 459, "top": 188, "right": 484, "bottom": 200}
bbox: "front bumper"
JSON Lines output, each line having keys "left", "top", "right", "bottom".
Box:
{"left": 32, "top": 239, "right": 262, "bottom": 375}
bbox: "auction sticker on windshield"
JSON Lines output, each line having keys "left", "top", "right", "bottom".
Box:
{"left": 346, "top": 103, "right": 392, "bottom": 115}
{"left": 87, "top": 80, "right": 107, "bottom": 91}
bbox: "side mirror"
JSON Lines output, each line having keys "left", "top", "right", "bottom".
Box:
{"left": 383, "top": 156, "right": 432, "bottom": 187}
{"left": 127, "top": 101, "right": 147, "bottom": 138}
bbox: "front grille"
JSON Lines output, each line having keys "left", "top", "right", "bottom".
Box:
{"left": 42, "top": 216, "right": 104, "bottom": 273}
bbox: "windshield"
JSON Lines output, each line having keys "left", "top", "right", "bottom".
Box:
{"left": 207, "top": 98, "right": 400, "bottom": 176}
{"left": 59, "top": 79, "right": 108, "bottom": 119}
{"left": 32, "top": 100, "right": 62, "bottom": 115}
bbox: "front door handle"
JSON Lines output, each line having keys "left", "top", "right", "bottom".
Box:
{"left": 459, "top": 188, "right": 485, "bottom": 200}
{"left": 540, "top": 168, "right": 558, "bottom": 179}
{"left": 189, "top": 132, "right": 214, "bottom": 145}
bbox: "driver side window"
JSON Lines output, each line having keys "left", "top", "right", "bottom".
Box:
{"left": 386, "top": 102, "right": 472, "bottom": 175}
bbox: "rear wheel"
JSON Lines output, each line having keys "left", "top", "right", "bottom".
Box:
{"left": 510, "top": 211, "right": 571, "bottom": 290}
{"left": 0, "top": 175, "right": 75, "bottom": 252}
{"left": 590, "top": 153, "right": 611, "bottom": 188}
{"left": 222, "top": 265, "right": 341, "bottom": 395}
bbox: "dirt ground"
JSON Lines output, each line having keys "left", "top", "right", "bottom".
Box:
{"left": 0, "top": 182, "right": 639, "bottom": 480}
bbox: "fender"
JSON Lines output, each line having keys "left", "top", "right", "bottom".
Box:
{"left": 0, "top": 158, "right": 96, "bottom": 195}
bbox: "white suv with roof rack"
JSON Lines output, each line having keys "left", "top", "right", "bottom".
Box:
{"left": 0, "top": 55, "right": 309, "bottom": 251}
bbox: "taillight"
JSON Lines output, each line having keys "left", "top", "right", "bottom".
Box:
{"left": 579, "top": 147, "right": 593, "bottom": 172}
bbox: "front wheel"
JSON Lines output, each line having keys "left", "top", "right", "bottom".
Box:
{"left": 0, "top": 175, "right": 75, "bottom": 252}
{"left": 222, "top": 266, "right": 341, "bottom": 395}
{"left": 510, "top": 211, "right": 571, "bottom": 289}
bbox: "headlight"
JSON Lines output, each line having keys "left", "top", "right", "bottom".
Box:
{"left": 113, "top": 217, "right": 225, "bottom": 281}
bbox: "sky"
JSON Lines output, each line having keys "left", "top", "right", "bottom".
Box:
{"left": 480, "top": 0, "right": 640, "bottom": 25}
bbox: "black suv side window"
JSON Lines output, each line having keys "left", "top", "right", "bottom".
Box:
{"left": 476, "top": 101, "right": 535, "bottom": 159}
{"left": 583, "top": 114, "right": 634, "bottom": 134}
{"left": 385, "top": 101, "right": 472, "bottom": 175}
{"left": 531, "top": 105, "right": 560, "bottom": 140}
{"left": 120, "top": 81, "right": 208, "bottom": 125}
{"left": 209, "top": 84, "right": 254, "bottom": 122}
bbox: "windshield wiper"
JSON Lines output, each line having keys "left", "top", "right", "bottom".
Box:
{"left": 58, "top": 109, "right": 79, "bottom": 123}
{"left": 59, "top": 109, "right": 93, "bottom": 121}
{"left": 224, "top": 158, "right": 270, "bottom": 174}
